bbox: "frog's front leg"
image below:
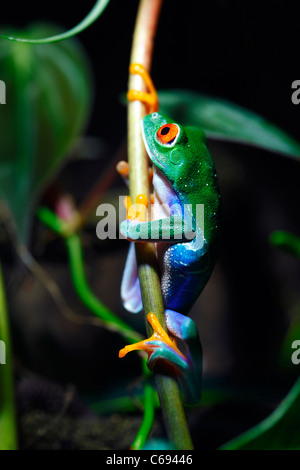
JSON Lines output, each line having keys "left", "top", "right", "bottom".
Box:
{"left": 120, "top": 217, "right": 195, "bottom": 243}
{"left": 119, "top": 311, "right": 202, "bottom": 404}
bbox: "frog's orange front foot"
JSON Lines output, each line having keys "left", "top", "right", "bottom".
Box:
{"left": 127, "top": 63, "right": 159, "bottom": 113}
{"left": 116, "top": 160, "right": 130, "bottom": 179}
{"left": 122, "top": 193, "right": 149, "bottom": 222}
{"left": 117, "top": 160, "right": 154, "bottom": 188}
{"left": 119, "top": 312, "right": 187, "bottom": 374}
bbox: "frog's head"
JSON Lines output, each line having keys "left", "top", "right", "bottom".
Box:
{"left": 141, "top": 112, "right": 208, "bottom": 190}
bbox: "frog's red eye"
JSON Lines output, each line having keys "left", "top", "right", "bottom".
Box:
{"left": 156, "top": 123, "right": 179, "bottom": 145}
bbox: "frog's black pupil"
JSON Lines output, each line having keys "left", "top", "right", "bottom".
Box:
{"left": 161, "top": 126, "right": 170, "bottom": 135}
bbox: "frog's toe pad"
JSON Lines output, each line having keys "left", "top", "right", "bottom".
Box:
{"left": 165, "top": 309, "right": 199, "bottom": 342}
{"left": 146, "top": 341, "right": 189, "bottom": 372}
{"left": 118, "top": 312, "right": 189, "bottom": 374}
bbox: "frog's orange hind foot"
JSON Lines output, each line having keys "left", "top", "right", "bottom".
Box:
{"left": 127, "top": 63, "right": 159, "bottom": 113}
{"left": 127, "top": 90, "right": 158, "bottom": 112}
{"left": 118, "top": 312, "right": 184, "bottom": 360}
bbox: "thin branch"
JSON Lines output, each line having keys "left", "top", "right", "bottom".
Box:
{"left": 127, "top": 0, "right": 193, "bottom": 450}
{"left": 37, "top": 206, "right": 156, "bottom": 446}
{"left": 0, "top": 263, "right": 17, "bottom": 450}
{"left": 76, "top": 140, "right": 127, "bottom": 231}
{"left": 0, "top": 0, "right": 110, "bottom": 44}
{"left": 36, "top": 207, "right": 142, "bottom": 344}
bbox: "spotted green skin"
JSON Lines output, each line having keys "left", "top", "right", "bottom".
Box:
{"left": 141, "top": 112, "right": 221, "bottom": 257}
{"left": 121, "top": 112, "right": 221, "bottom": 403}
{"left": 123, "top": 112, "right": 222, "bottom": 314}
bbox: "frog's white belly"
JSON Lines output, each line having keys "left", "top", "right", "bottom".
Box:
{"left": 121, "top": 168, "right": 206, "bottom": 314}
{"left": 151, "top": 167, "right": 182, "bottom": 220}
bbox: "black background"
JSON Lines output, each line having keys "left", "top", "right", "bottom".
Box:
{"left": 2, "top": 0, "right": 299, "bottom": 141}
{"left": 1, "top": 0, "right": 300, "bottom": 450}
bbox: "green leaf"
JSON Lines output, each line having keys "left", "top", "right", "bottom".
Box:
{"left": 270, "top": 231, "right": 300, "bottom": 259}
{"left": 158, "top": 90, "right": 300, "bottom": 158}
{"left": 0, "top": 0, "right": 110, "bottom": 44}
{"left": 220, "top": 377, "right": 300, "bottom": 449}
{"left": 0, "top": 24, "right": 93, "bottom": 241}
{"left": 0, "top": 263, "right": 17, "bottom": 449}
{"left": 269, "top": 231, "right": 300, "bottom": 369}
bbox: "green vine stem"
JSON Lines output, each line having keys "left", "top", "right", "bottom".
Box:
{"left": 127, "top": 0, "right": 193, "bottom": 450}
{"left": 0, "top": 0, "right": 110, "bottom": 44}
{"left": 37, "top": 206, "right": 155, "bottom": 447}
{"left": 131, "top": 361, "right": 155, "bottom": 450}
{"left": 0, "top": 263, "right": 17, "bottom": 450}
{"left": 220, "top": 376, "right": 300, "bottom": 450}
{"left": 37, "top": 206, "right": 141, "bottom": 344}
{"left": 69, "top": 140, "right": 127, "bottom": 234}
{"left": 65, "top": 225, "right": 156, "bottom": 447}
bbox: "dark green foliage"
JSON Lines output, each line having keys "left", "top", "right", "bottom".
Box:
{"left": 159, "top": 90, "right": 300, "bottom": 158}
{"left": 0, "top": 24, "right": 93, "bottom": 241}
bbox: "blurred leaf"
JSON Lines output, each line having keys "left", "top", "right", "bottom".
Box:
{"left": 220, "top": 377, "right": 300, "bottom": 449}
{"left": 158, "top": 90, "right": 300, "bottom": 158}
{"left": 142, "top": 439, "right": 176, "bottom": 450}
{"left": 0, "top": 24, "right": 93, "bottom": 241}
{"left": 0, "top": 263, "right": 17, "bottom": 449}
{"left": 0, "top": 0, "right": 110, "bottom": 44}
{"left": 279, "top": 315, "right": 300, "bottom": 370}
{"left": 270, "top": 230, "right": 300, "bottom": 259}
{"left": 270, "top": 231, "right": 300, "bottom": 368}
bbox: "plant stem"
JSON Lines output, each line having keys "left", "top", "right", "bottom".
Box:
{"left": 64, "top": 140, "right": 127, "bottom": 235}
{"left": 0, "top": 263, "right": 17, "bottom": 450}
{"left": 1, "top": 0, "right": 110, "bottom": 44}
{"left": 65, "top": 233, "right": 142, "bottom": 344}
{"left": 220, "top": 376, "right": 300, "bottom": 450}
{"left": 37, "top": 206, "right": 142, "bottom": 344}
{"left": 38, "top": 205, "right": 156, "bottom": 448}
{"left": 131, "top": 362, "right": 156, "bottom": 450}
{"left": 127, "top": 0, "right": 193, "bottom": 449}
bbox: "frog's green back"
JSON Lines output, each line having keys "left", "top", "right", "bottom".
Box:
{"left": 172, "top": 126, "right": 222, "bottom": 253}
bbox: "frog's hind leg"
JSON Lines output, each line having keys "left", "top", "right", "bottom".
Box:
{"left": 119, "top": 308, "right": 202, "bottom": 404}
{"left": 165, "top": 309, "right": 202, "bottom": 404}
{"left": 121, "top": 242, "right": 143, "bottom": 313}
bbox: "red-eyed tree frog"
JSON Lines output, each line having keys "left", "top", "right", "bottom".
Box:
{"left": 118, "top": 64, "right": 221, "bottom": 404}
